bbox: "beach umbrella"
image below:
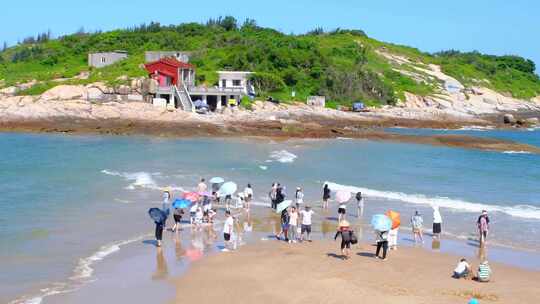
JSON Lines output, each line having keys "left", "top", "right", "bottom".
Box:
{"left": 335, "top": 190, "right": 351, "bottom": 203}
{"left": 209, "top": 177, "right": 225, "bottom": 184}
{"left": 385, "top": 210, "right": 401, "bottom": 229}
{"left": 198, "top": 191, "right": 213, "bottom": 197}
{"left": 276, "top": 200, "right": 292, "bottom": 214}
{"left": 172, "top": 199, "right": 191, "bottom": 209}
{"left": 183, "top": 192, "right": 201, "bottom": 202}
{"left": 148, "top": 208, "right": 167, "bottom": 224}
{"left": 217, "top": 182, "right": 237, "bottom": 197}
{"left": 371, "top": 214, "right": 392, "bottom": 232}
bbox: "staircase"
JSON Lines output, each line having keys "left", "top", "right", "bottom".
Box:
{"left": 173, "top": 84, "right": 194, "bottom": 112}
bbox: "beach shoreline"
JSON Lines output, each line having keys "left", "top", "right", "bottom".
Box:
{"left": 173, "top": 240, "right": 540, "bottom": 304}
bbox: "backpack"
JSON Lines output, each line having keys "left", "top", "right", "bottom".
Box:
{"left": 350, "top": 231, "right": 358, "bottom": 244}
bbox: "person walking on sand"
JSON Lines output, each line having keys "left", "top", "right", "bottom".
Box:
{"left": 334, "top": 220, "right": 353, "bottom": 259}
{"left": 295, "top": 187, "right": 304, "bottom": 209}
{"left": 322, "top": 184, "right": 331, "bottom": 209}
{"left": 477, "top": 210, "right": 490, "bottom": 245}
{"left": 355, "top": 192, "right": 364, "bottom": 217}
{"left": 411, "top": 211, "right": 424, "bottom": 244}
{"left": 300, "top": 205, "right": 314, "bottom": 242}
{"left": 288, "top": 206, "right": 299, "bottom": 243}
{"left": 244, "top": 183, "right": 253, "bottom": 210}
{"left": 375, "top": 230, "right": 389, "bottom": 260}
{"left": 276, "top": 208, "right": 290, "bottom": 242}
{"left": 223, "top": 210, "right": 235, "bottom": 251}
{"left": 432, "top": 206, "right": 443, "bottom": 240}
{"left": 197, "top": 178, "right": 207, "bottom": 193}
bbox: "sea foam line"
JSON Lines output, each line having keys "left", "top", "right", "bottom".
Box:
{"left": 268, "top": 150, "right": 298, "bottom": 163}
{"left": 325, "top": 181, "right": 540, "bottom": 220}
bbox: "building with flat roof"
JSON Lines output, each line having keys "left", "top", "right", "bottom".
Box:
{"left": 145, "top": 51, "right": 191, "bottom": 63}
{"left": 88, "top": 51, "right": 128, "bottom": 68}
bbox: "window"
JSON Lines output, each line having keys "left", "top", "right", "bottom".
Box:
{"left": 232, "top": 79, "right": 241, "bottom": 86}
{"left": 221, "top": 80, "right": 227, "bottom": 88}
{"left": 100, "top": 57, "right": 106, "bottom": 63}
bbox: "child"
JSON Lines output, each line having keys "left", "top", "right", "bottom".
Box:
{"left": 172, "top": 208, "right": 184, "bottom": 232}
{"left": 453, "top": 258, "right": 471, "bottom": 279}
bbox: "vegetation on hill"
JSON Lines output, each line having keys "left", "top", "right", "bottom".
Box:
{"left": 1, "top": 17, "right": 539, "bottom": 105}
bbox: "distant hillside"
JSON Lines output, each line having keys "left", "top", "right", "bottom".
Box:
{"left": 1, "top": 17, "right": 539, "bottom": 106}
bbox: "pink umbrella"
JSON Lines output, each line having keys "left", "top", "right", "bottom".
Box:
{"left": 183, "top": 192, "right": 201, "bottom": 202}
{"left": 335, "top": 190, "right": 351, "bottom": 203}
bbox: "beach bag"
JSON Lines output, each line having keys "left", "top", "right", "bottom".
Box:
{"left": 350, "top": 231, "right": 358, "bottom": 244}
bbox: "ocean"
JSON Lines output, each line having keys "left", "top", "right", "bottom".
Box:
{"left": 1, "top": 129, "right": 539, "bottom": 303}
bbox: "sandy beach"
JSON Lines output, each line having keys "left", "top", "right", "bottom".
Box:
{"left": 174, "top": 240, "right": 540, "bottom": 304}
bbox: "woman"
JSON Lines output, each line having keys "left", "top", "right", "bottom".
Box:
{"left": 288, "top": 206, "right": 299, "bottom": 243}
{"left": 322, "top": 184, "right": 331, "bottom": 209}
{"left": 355, "top": 192, "right": 364, "bottom": 217}
{"left": 338, "top": 201, "right": 347, "bottom": 222}
{"left": 295, "top": 187, "right": 304, "bottom": 209}
{"left": 477, "top": 210, "right": 490, "bottom": 245}
{"left": 244, "top": 183, "right": 253, "bottom": 210}
{"left": 269, "top": 183, "right": 278, "bottom": 210}
{"left": 375, "top": 230, "right": 389, "bottom": 260}
{"left": 432, "top": 206, "right": 443, "bottom": 239}
{"left": 411, "top": 211, "right": 424, "bottom": 244}
{"left": 334, "top": 220, "right": 353, "bottom": 259}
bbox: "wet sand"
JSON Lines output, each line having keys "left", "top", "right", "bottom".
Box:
{"left": 174, "top": 241, "right": 540, "bottom": 304}
{"left": 2, "top": 117, "right": 539, "bottom": 154}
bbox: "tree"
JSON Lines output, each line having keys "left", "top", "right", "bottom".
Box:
{"left": 2, "top": 41, "right": 7, "bottom": 52}
{"left": 220, "top": 16, "right": 238, "bottom": 31}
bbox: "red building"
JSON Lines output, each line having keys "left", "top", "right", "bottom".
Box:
{"left": 144, "top": 58, "right": 195, "bottom": 87}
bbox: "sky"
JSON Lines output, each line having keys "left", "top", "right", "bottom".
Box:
{"left": 0, "top": 0, "right": 538, "bottom": 70}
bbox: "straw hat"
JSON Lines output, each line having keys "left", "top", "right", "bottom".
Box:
{"left": 338, "top": 220, "right": 350, "bottom": 227}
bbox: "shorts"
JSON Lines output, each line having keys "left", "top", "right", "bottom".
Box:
{"left": 173, "top": 215, "right": 182, "bottom": 223}
{"left": 281, "top": 223, "right": 289, "bottom": 230}
{"left": 412, "top": 228, "right": 421, "bottom": 233}
{"left": 224, "top": 233, "right": 231, "bottom": 241}
{"left": 301, "top": 224, "right": 312, "bottom": 234}
{"left": 481, "top": 231, "right": 488, "bottom": 239}
{"left": 341, "top": 240, "right": 351, "bottom": 249}
{"left": 433, "top": 223, "right": 442, "bottom": 234}
{"left": 338, "top": 208, "right": 346, "bottom": 214}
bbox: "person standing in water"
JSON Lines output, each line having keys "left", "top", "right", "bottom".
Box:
{"left": 154, "top": 216, "right": 165, "bottom": 247}
{"left": 355, "top": 192, "right": 364, "bottom": 217}
{"left": 295, "top": 187, "right": 304, "bottom": 209}
{"left": 322, "top": 184, "right": 331, "bottom": 209}
{"left": 172, "top": 207, "right": 184, "bottom": 232}
{"left": 197, "top": 178, "right": 207, "bottom": 193}
{"left": 269, "top": 183, "right": 278, "bottom": 210}
{"left": 338, "top": 200, "right": 347, "bottom": 222}
{"left": 432, "top": 206, "right": 443, "bottom": 240}
{"left": 223, "top": 210, "right": 235, "bottom": 251}
{"left": 477, "top": 210, "right": 490, "bottom": 245}
{"left": 411, "top": 211, "right": 424, "bottom": 244}
{"left": 243, "top": 183, "right": 253, "bottom": 210}
{"left": 334, "top": 220, "right": 353, "bottom": 259}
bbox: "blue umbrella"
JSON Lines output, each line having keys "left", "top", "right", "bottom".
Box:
{"left": 371, "top": 214, "right": 392, "bottom": 232}
{"left": 173, "top": 199, "right": 191, "bottom": 209}
{"left": 148, "top": 208, "right": 167, "bottom": 224}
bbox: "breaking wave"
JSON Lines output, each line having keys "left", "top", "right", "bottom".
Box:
{"left": 325, "top": 182, "right": 540, "bottom": 220}
{"left": 268, "top": 150, "right": 298, "bottom": 163}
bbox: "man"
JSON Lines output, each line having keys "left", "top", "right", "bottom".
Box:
{"left": 197, "top": 178, "right": 207, "bottom": 193}
{"left": 223, "top": 210, "right": 234, "bottom": 251}
{"left": 300, "top": 205, "right": 314, "bottom": 242}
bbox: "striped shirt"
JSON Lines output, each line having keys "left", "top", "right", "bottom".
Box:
{"left": 478, "top": 263, "right": 491, "bottom": 282}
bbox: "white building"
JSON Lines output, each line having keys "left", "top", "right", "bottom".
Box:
{"left": 217, "top": 71, "right": 255, "bottom": 96}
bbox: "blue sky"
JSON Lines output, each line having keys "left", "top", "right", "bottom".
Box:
{"left": 1, "top": 0, "right": 538, "bottom": 69}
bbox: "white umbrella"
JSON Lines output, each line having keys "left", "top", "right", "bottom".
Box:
{"left": 209, "top": 177, "right": 225, "bottom": 184}
{"left": 336, "top": 190, "right": 351, "bottom": 203}
{"left": 217, "top": 182, "right": 237, "bottom": 197}
{"left": 276, "top": 200, "right": 292, "bottom": 213}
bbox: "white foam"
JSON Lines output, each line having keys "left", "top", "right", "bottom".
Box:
{"left": 458, "top": 125, "right": 495, "bottom": 131}
{"left": 259, "top": 165, "right": 268, "bottom": 170}
{"left": 268, "top": 150, "right": 298, "bottom": 163}
{"left": 325, "top": 181, "right": 540, "bottom": 220}
{"left": 101, "top": 170, "right": 159, "bottom": 190}
{"left": 503, "top": 150, "right": 532, "bottom": 154}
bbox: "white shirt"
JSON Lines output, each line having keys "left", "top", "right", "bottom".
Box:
{"left": 339, "top": 203, "right": 347, "bottom": 209}
{"left": 190, "top": 204, "right": 198, "bottom": 213}
{"left": 244, "top": 187, "right": 253, "bottom": 197}
{"left": 300, "top": 210, "right": 314, "bottom": 225}
{"left": 433, "top": 209, "right": 443, "bottom": 224}
{"left": 223, "top": 216, "right": 234, "bottom": 234}
{"left": 454, "top": 261, "right": 470, "bottom": 273}
{"left": 289, "top": 212, "right": 298, "bottom": 226}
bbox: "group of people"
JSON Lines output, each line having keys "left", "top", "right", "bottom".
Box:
{"left": 453, "top": 257, "right": 492, "bottom": 282}
{"left": 276, "top": 205, "right": 315, "bottom": 243}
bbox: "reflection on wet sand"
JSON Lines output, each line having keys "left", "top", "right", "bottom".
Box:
{"left": 152, "top": 247, "right": 169, "bottom": 280}
{"left": 174, "top": 233, "right": 185, "bottom": 261}
{"left": 432, "top": 239, "right": 441, "bottom": 251}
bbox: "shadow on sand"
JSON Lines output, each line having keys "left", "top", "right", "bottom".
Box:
{"left": 326, "top": 253, "right": 346, "bottom": 260}
{"left": 356, "top": 252, "right": 376, "bottom": 258}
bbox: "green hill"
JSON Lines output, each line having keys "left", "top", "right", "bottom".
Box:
{"left": 1, "top": 17, "right": 539, "bottom": 106}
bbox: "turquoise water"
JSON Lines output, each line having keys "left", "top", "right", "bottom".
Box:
{"left": 1, "top": 131, "right": 539, "bottom": 303}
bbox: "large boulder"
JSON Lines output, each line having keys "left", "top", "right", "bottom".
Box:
{"left": 503, "top": 114, "right": 516, "bottom": 124}
{"left": 524, "top": 117, "right": 539, "bottom": 125}
{"left": 40, "top": 85, "right": 87, "bottom": 101}
{"left": 115, "top": 85, "right": 131, "bottom": 95}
